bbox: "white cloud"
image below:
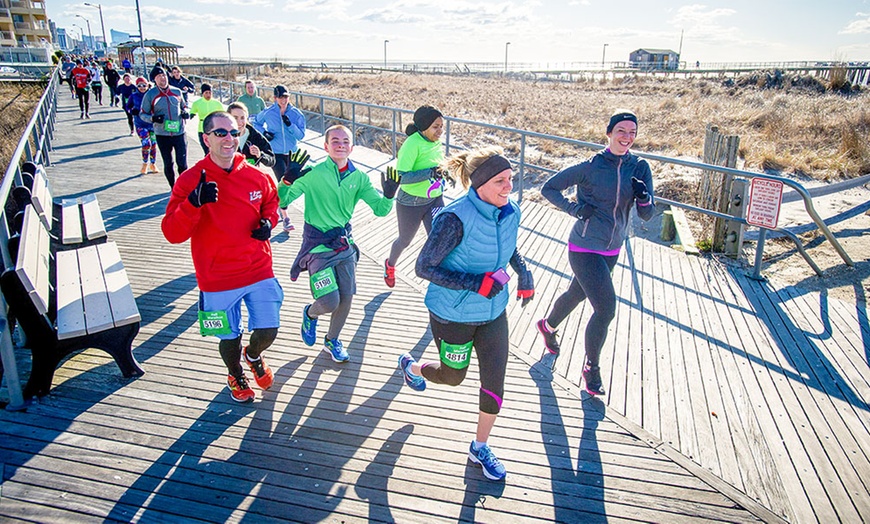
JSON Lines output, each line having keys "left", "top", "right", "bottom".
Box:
{"left": 840, "top": 12, "right": 870, "bottom": 34}
{"left": 670, "top": 4, "right": 735, "bottom": 26}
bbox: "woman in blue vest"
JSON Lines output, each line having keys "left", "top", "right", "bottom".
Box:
{"left": 397, "top": 146, "right": 534, "bottom": 482}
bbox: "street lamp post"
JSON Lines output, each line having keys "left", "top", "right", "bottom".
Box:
{"left": 602, "top": 43, "right": 609, "bottom": 70}
{"left": 75, "top": 14, "right": 93, "bottom": 52}
{"left": 504, "top": 42, "right": 510, "bottom": 74}
{"left": 83, "top": 3, "right": 106, "bottom": 53}
{"left": 383, "top": 40, "right": 388, "bottom": 69}
{"left": 71, "top": 24, "right": 84, "bottom": 51}
{"left": 227, "top": 37, "right": 232, "bottom": 63}
{"left": 134, "top": 0, "right": 146, "bottom": 77}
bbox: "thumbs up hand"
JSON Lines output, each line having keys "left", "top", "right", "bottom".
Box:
{"left": 188, "top": 170, "right": 218, "bottom": 208}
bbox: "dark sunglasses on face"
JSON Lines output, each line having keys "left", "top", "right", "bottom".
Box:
{"left": 137, "top": 84, "right": 147, "bottom": 88}
{"left": 208, "top": 128, "right": 240, "bottom": 137}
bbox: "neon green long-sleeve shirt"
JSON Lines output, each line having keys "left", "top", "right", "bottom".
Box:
{"left": 278, "top": 157, "right": 394, "bottom": 253}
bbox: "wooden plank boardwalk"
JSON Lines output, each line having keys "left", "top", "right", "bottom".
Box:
{"left": 0, "top": 91, "right": 866, "bottom": 523}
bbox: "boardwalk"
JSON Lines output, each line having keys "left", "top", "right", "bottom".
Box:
{"left": 0, "top": 91, "right": 866, "bottom": 523}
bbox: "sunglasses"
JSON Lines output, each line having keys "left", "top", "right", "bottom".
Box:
{"left": 136, "top": 84, "right": 147, "bottom": 87}
{"left": 208, "top": 128, "right": 240, "bottom": 138}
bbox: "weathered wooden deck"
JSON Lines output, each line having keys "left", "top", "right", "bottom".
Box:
{"left": 0, "top": 91, "right": 867, "bottom": 523}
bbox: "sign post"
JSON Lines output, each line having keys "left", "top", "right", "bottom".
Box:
{"left": 746, "top": 178, "right": 784, "bottom": 279}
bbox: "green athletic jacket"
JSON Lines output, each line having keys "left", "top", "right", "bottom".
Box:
{"left": 190, "top": 97, "right": 226, "bottom": 133}
{"left": 396, "top": 132, "right": 444, "bottom": 198}
{"left": 278, "top": 157, "right": 394, "bottom": 253}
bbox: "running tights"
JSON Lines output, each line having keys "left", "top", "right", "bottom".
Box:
{"left": 546, "top": 251, "right": 619, "bottom": 367}
{"left": 422, "top": 311, "right": 509, "bottom": 415}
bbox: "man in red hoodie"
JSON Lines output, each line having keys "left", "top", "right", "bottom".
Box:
{"left": 162, "top": 111, "right": 282, "bottom": 403}
{"left": 70, "top": 59, "right": 92, "bottom": 119}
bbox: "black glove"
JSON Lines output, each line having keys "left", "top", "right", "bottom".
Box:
{"left": 476, "top": 272, "right": 505, "bottom": 299}
{"left": 188, "top": 170, "right": 218, "bottom": 208}
{"left": 152, "top": 114, "right": 165, "bottom": 124}
{"left": 282, "top": 114, "right": 293, "bottom": 127}
{"left": 576, "top": 203, "right": 595, "bottom": 220}
{"left": 251, "top": 218, "right": 272, "bottom": 241}
{"left": 130, "top": 107, "right": 140, "bottom": 116}
{"left": 282, "top": 149, "right": 311, "bottom": 185}
{"left": 181, "top": 112, "right": 191, "bottom": 120}
{"left": 631, "top": 177, "right": 649, "bottom": 202}
{"left": 381, "top": 166, "right": 401, "bottom": 199}
{"left": 263, "top": 130, "right": 275, "bottom": 141}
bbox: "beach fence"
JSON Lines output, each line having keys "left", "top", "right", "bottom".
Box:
{"left": 189, "top": 73, "right": 854, "bottom": 278}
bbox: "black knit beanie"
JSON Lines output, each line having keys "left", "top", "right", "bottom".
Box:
{"left": 405, "top": 105, "right": 443, "bottom": 136}
{"left": 606, "top": 110, "right": 638, "bottom": 133}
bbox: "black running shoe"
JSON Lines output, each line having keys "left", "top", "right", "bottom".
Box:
{"left": 583, "top": 365, "right": 606, "bottom": 396}
{"left": 536, "top": 319, "right": 560, "bottom": 355}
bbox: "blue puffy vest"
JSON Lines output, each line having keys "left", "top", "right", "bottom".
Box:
{"left": 424, "top": 188, "right": 520, "bottom": 324}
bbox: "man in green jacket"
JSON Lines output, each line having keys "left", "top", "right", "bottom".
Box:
{"left": 278, "top": 125, "right": 401, "bottom": 362}
{"left": 190, "top": 83, "right": 226, "bottom": 155}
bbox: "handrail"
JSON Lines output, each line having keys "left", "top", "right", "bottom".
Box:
{"left": 190, "top": 73, "right": 854, "bottom": 273}
{"left": 0, "top": 66, "right": 59, "bottom": 410}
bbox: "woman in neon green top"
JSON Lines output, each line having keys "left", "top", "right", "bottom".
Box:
{"left": 383, "top": 105, "right": 447, "bottom": 288}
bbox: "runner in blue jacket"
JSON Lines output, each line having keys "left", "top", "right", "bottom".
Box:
{"left": 536, "top": 110, "right": 655, "bottom": 396}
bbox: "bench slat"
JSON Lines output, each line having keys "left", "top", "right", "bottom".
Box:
{"left": 55, "top": 250, "right": 86, "bottom": 340}
{"left": 76, "top": 246, "right": 114, "bottom": 334}
{"left": 81, "top": 194, "right": 107, "bottom": 240}
{"left": 96, "top": 242, "right": 141, "bottom": 327}
{"left": 15, "top": 207, "right": 50, "bottom": 316}
{"left": 61, "top": 199, "right": 83, "bottom": 244}
{"left": 30, "top": 167, "right": 54, "bottom": 231}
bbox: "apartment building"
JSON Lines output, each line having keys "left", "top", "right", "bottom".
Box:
{"left": 0, "top": 0, "right": 51, "bottom": 48}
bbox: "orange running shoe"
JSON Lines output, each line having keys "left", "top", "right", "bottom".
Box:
{"left": 227, "top": 373, "right": 255, "bottom": 403}
{"left": 384, "top": 258, "right": 396, "bottom": 288}
{"left": 243, "top": 346, "right": 274, "bottom": 390}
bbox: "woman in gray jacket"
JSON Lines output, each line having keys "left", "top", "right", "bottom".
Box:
{"left": 536, "top": 110, "right": 655, "bottom": 396}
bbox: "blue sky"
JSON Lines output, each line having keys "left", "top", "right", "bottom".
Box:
{"left": 51, "top": 1, "right": 870, "bottom": 64}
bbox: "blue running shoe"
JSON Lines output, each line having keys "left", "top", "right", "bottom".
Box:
{"left": 398, "top": 353, "right": 426, "bottom": 391}
{"left": 468, "top": 442, "right": 506, "bottom": 481}
{"left": 323, "top": 337, "right": 349, "bottom": 363}
{"left": 301, "top": 304, "right": 317, "bottom": 347}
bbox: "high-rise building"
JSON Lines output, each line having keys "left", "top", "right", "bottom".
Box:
{"left": 0, "top": 0, "right": 51, "bottom": 48}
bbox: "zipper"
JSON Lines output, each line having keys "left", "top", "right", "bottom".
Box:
{"left": 608, "top": 157, "right": 622, "bottom": 249}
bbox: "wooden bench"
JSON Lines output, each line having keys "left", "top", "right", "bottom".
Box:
{"left": 23, "top": 163, "right": 107, "bottom": 247}
{"left": 1, "top": 204, "right": 143, "bottom": 399}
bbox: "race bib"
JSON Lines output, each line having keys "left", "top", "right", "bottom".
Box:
{"left": 310, "top": 267, "right": 339, "bottom": 299}
{"left": 439, "top": 340, "right": 473, "bottom": 370}
{"left": 164, "top": 119, "right": 181, "bottom": 133}
{"left": 198, "top": 310, "right": 231, "bottom": 336}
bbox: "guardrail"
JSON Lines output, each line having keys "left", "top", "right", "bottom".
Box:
{"left": 191, "top": 73, "right": 853, "bottom": 279}
{"left": 0, "top": 66, "right": 59, "bottom": 410}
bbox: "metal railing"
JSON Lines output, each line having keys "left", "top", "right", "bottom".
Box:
{"left": 0, "top": 67, "right": 59, "bottom": 410}
{"left": 190, "top": 73, "right": 853, "bottom": 278}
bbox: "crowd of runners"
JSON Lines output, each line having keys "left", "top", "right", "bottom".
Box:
{"left": 63, "top": 56, "right": 655, "bottom": 482}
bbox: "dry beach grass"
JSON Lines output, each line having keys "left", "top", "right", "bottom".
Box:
{"left": 252, "top": 68, "right": 869, "bottom": 301}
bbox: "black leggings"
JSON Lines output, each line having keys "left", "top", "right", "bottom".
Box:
{"left": 75, "top": 87, "right": 89, "bottom": 113}
{"left": 92, "top": 83, "right": 102, "bottom": 104}
{"left": 421, "top": 311, "right": 509, "bottom": 415}
{"left": 155, "top": 134, "right": 188, "bottom": 188}
{"left": 546, "top": 251, "right": 619, "bottom": 368}
{"left": 388, "top": 197, "right": 443, "bottom": 265}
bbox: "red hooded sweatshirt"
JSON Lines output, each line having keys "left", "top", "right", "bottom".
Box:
{"left": 162, "top": 153, "right": 279, "bottom": 292}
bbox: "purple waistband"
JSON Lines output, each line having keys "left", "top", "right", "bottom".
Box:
{"left": 568, "top": 242, "right": 621, "bottom": 256}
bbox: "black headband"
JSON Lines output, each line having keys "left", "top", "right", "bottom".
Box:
{"left": 607, "top": 111, "right": 638, "bottom": 133}
{"left": 471, "top": 155, "right": 511, "bottom": 189}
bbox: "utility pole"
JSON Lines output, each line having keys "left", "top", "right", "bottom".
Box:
{"left": 504, "top": 42, "right": 510, "bottom": 73}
